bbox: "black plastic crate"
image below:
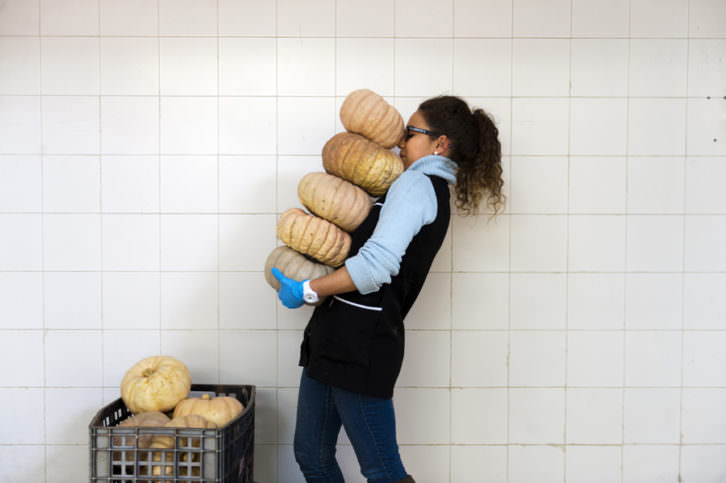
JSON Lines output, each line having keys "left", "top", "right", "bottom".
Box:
{"left": 89, "top": 384, "right": 255, "bottom": 482}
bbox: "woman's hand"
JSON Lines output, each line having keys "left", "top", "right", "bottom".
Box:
{"left": 271, "top": 265, "right": 359, "bottom": 309}
{"left": 271, "top": 267, "right": 305, "bottom": 308}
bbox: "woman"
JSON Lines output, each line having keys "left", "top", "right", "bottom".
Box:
{"left": 271, "top": 96, "right": 504, "bottom": 483}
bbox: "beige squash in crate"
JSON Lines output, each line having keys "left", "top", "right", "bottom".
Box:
{"left": 120, "top": 355, "right": 191, "bottom": 414}
{"left": 173, "top": 393, "right": 244, "bottom": 428}
{"left": 150, "top": 414, "right": 217, "bottom": 450}
{"left": 149, "top": 415, "right": 217, "bottom": 481}
{"left": 113, "top": 411, "right": 170, "bottom": 449}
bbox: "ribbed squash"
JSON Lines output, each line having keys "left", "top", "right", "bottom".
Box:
{"left": 322, "top": 132, "right": 404, "bottom": 196}
{"left": 150, "top": 414, "right": 216, "bottom": 450}
{"left": 150, "top": 451, "right": 202, "bottom": 480}
{"left": 277, "top": 208, "right": 351, "bottom": 267}
{"left": 264, "top": 246, "right": 334, "bottom": 301}
{"left": 173, "top": 393, "right": 244, "bottom": 428}
{"left": 340, "top": 89, "right": 405, "bottom": 148}
{"left": 298, "top": 172, "right": 372, "bottom": 232}
{"left": 149, "top": 415, "right": 217, "bottom": 481}
{"left": 120, "top": 355, "right": 191, "bottom": 414}
{"left": 114, "top": 411, "right": 170, "bottom": 449}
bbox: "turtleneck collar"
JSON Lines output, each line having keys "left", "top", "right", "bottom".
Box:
{"left": 406, "top": 154, "right": 457, "bottom": 184}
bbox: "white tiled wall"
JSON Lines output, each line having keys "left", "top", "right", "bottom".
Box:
{"left": 0, "top": 0, "right": 724, "bottom": 482}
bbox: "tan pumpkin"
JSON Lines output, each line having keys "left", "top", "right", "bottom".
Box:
{"left": 148, "top": 448, "right": 174, "bottom": 482}
{"left": 150, "top": 414, "right": 216, "bottom": 450}
{"left": 149, "top": 452, "right": 202, "bottom": 480}
{"left": 173, "top": 393, "right": 244, "bottom": 428}
{"left": 322, "top": 132, "right": 404, "bottom": 196}
{"left": 277, "top": 208, "right": 351, "bottom": 267}
{"left": 120, "top": 355, "right": 191, "bottom": 414}
{"left": 264, "top": 246, "right": 334, "bottom": 301}
{"left": 298, "top": 172, "right": 372, "bottom": 232}
{"left": 149, "top": 415, "right": 216, "bottom": 481}
{"left": 114, "top": 411, "right": 170, "bottom": 449}
{"left": 340, "top": 89, "right": 405, "bottom": 148}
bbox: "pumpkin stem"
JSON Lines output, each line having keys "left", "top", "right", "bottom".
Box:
{"left": 201, "top": 393, "right": 211, "bottom": 400}
{"left": 142, "top": 368, "right": 154, "bottom": 378}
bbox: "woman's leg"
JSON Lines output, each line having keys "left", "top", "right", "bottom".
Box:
{"left": 293, "top": 369, "right": 345, "bottom": 483}
{"left": 332, "top": 387, "right": 409, "bottom": 483}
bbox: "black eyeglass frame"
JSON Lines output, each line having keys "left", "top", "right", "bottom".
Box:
{"left": 405, "top": 125, "right": 440, "bottom": 140}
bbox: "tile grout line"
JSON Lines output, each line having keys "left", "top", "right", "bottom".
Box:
{"left": 678, "top": 1, "right": 691, "bottom": 480}
{"left": 157, "top": 0, "right": 162, "bottom": 356}
{"left": 274, "top": 0, "right": 280, "bottom": 476}
{"left": 216, "top": 0, "right": 221, "bottom": 386}
{"left": 448, "top": 1, "right": 455, "bottom": 481}
{"left": 3, "top": 92, "right": 719, "bottom": 98}
{"left": 6, "top": 383, "right": 725, "bottom": 390}
{"left": 5, "top": 93, "right": 720, "bottom": 100}
{"left": 563, "top": 0, "right": 575, "bottom": 479}
{"left": 506, "top": 0, "right": 514, "bottom": 480}
{"left": 38, "top": 0, "right": 47, "bottom": 480}
{"left": 275, "top": 0, "right": 283, "bottom": 409}
{"left": 96, "top": 0, "right": 105, "bottom": 435}
{"left": 6, "top": 33, "right": 726, "bottom": 40}
{"left": 621, "top": 0, "right": 633, "bottom": 479}
{"left": 2, "top": 150, "right": 719, "bottom": 158}
{"left": 6, "top": 268, "right": 726, "bottom": 275}
{"left": 8, "top": 327, "right": 723, "bottom": 334}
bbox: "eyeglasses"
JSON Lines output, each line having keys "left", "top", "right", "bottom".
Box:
{"left": 405, "top": 125, "right": 439, "bottom": 140}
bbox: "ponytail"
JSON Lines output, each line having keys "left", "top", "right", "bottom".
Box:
{"left": 418, "top": 96, "right": 505, "bottom": 216}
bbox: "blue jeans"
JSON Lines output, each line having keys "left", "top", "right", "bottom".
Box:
{"left": 293, "top": 369, "right": 408, "bottom": 483}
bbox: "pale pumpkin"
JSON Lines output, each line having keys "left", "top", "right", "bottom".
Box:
{"left": 340, "top": 89, "right": 405, "bottom": 148}
{"left": 120, "top": 355, "right": 191, "bottom": 414}
{"left": 114, "top": 411, "right": 170, "bottom": 449}
{"left": 173, "top": 393, "right": 244, "bottom": 428}
{"left": 298, "top": 172, "right": 372, "bottom": 232}
{"left": 150, "top": 451, "right": 203, "bottom": 480}
{"left": 322, "top": 132, "right": 404, "bottom": 196}
{"left": 148, "top": 448, "right": 174, "bottom": 482}
{"left": 264, "top": 246, "right": 334, "bottom": 300}
{"left": 150, "top": 414, "right": 216, "bottom": 450}
{"left": 277, "top": 208, "right": 351, "bottom": 267}
{"left": 149, "top": 415, "right": 216, "bottom": 481}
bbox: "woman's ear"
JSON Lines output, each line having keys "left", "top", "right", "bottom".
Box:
{"left": 435, "top": 135, "right": 451, "bottom": 154}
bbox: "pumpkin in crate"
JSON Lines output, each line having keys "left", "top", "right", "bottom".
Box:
{"left": 120, "top": 355, "right": 191, "bottom": 414}
{"left": 149, "top": 415, "right": 217, "bottom": 481}
{"left": 264, "top": 245, "right": 334, "bottom": 301}
{"left": 149, "top": 451, "right": 204, "bottom": 480}
{"left": 173, "top": 393, "right": 244, "bottom": 428}
{"left": 114, "top": 411, "right": 170, "bottom": 449}
{"left": 277, "top": 208, "right": 351, "bottom": 267}
{"left": 112, "top": 411, "right": 170, "bottom": 476}
{"left": 298, "top": 172, "right": 372, "bottom": 232}
{"left": 150, "top": 414, "right": 217, "bottom": 450}
{"left": 340, "top": 89, "right": 405, "bottom": 148}
{"left": 322, "top": 132, "right": 404, "bottom": 196}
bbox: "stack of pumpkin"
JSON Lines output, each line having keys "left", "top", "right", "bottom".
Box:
{"left": 264, "top": 89, "right": 406, "bottom": 300}
{"left": 116, "top": 355, "right": 244, "bottom": 480}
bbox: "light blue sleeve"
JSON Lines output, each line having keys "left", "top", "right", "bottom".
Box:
{"left": 345, "top": 172, "right": 438, "bottom": 294}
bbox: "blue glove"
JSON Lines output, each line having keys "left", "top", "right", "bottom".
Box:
{"left": 271, "top": 267, "right": 305, "bottom": 309}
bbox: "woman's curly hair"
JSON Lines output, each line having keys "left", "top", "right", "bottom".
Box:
{"left": 418, "top": 96, "right": 505, "bottom": 216}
